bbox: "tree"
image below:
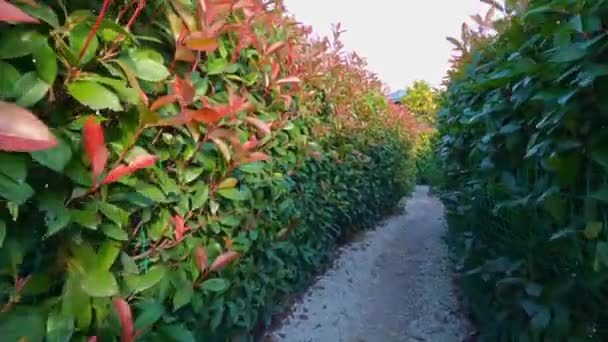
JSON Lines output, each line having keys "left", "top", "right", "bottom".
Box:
{"left": 400, "top": 80, "right": 439, "bottom": 126}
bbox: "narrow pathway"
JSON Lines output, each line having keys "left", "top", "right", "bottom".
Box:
{"left": 264, "top": 186, "right": 472, "bottom": 342}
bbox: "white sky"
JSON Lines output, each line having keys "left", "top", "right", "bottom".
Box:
{"left": 283, "top": 0, "right": 489, "bottom": 91}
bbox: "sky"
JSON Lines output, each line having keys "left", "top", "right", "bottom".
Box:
{"left": 283, "top": 0, "right": 489, "bottom": 91}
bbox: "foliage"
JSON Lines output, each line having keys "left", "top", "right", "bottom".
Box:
{"left": 0, "top": 0, "right": 416, "bottom": 341}
{"left": 399, "top": 80, "right": 438, "bottom": 126}
{"left": 438, "top": 0, "right": 608, "bottom": 340}
{"left": 413, "top": 131, "right": 441, "bottom": 186}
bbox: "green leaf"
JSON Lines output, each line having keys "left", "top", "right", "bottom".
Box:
{"left": 101, "top": 224, "right": 128, "bottom": 241}
{"left": 134, "top": 301, "right": 165, "bottom": 329}
{"left": 183, "top": 167, "right": 203, "bottom": 183}
{"left": 124, "top": 265, "right": 167, "bottom": 293}
{"left": 190, "top": 184, "right": 209, "bottom": 209}
{"left": 30, "top": 135, "right": 72, "bottom": 172}
{"left": 120, "top": 252, "right": 139, "bottom": 274}
{"left": 0, "top": 309, "right": 46, "bottom": 342}
{"left": 99, "top": 202, "right": 129, "bottom": 227}
{"left": 584, "top": 221, "right": 603, "bottom": 240}
{"left": 97, "top": 240, "right": 121, "bottom": 271}
{"left": 596, "top": 242, "right": 608, "bottom": 268}
{"left": 14, "top": 72, "right": 49, "bottom": 107}
{"left": 0, "top": 219, "right": 5, "bottom": 248}
{"left": 80, "top": 269, "right": 119, "bottom": 297}
{"left": 134, "top": 59, "right": 170, "bottom": 82}
{"left": 0, "top": 61, "right": 21, "bottom": 98}
{"left": 136, "top": 183, "right": 168, "bottom": 202}
{"left": 69, "top": 24, "right": 99, "bottom": 65}
{"left": 15, "top": 3, "right": 59, "bottom": 28}
{"left": 80, "top": 75, "right": 139, "bottom": 104}
{"left": 67, "top": 81, "right": 122, "bottom": 111}
{"left": 591, "top": 146, "right": 608, "bottom": 169}
{"left": 239, "top": 162, "right": 264, "bottom": 173}
{"left": 46, "top": 309, "right": 74, "bottom": 342}
{"left": 31, "top": 35, "right": 57, "bottom": 85}
{"left": 0, "top": 152, "right": 27, "bottom": 183}
{"left": 38, "top": 192, "right": 71, "bottom": 237}
{"left": 217, "top": 188, "right": 244, "bottom": 201}
{"left": 531, "top": 307, "right": 551, "bottom": 331}
{"left": 172, "top": 285, "right": 193, "bottom": 311}
{"left": 0, "top": 30, "right": 36, "bottom": 59}
{"left": 207, "top": 58, "right": 228, "bottom": 75}
{"left": 71, "top": 206, "right": 100, "bottom": 230}
{"left": 160, "top": 324, "right": 196, "bottom": 342}
{"left": 201, "top": 278, "right": 229, "bottom": 292}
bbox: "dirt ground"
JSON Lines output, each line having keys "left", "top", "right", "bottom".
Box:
{"left": 263, "top": 186, "right": 473, "bottom": 342}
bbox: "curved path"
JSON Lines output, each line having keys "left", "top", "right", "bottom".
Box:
{"left": 264, "top": 186, "right": 473, "bottom": 342}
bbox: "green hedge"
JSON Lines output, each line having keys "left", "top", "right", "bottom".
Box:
{"left": 0, "top": 1, "right": 415, "bottom": 341}
{"left": 438, "top": 1, "right": 608, "bottom": 340}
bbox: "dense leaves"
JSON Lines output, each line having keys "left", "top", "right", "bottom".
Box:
{"left": 0, "top": 0, "right": 416, "bottom": 340}
{"left": 438, "top": 0, "right": 608, "bottom": 340}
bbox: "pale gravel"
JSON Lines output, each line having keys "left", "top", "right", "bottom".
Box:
{"left": 263, "top": 186, "right": 473, "bottom": 342}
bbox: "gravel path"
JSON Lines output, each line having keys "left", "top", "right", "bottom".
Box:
{"left": 264, "top": 186, "right": 472, "bottom": 342}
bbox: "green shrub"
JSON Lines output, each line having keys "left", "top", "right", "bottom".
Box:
{"left": 413, "top": 131, "right": 441, "bottom": 186}
{"left": 0, "top": 1, "right": 415, "bottom": 340}
{"left": 439, "top": 1, "right": 608, "bottom": 340}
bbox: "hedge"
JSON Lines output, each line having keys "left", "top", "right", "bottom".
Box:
{"left": 0, "top": 1, "right": 416, "bottom": 341}
{"left": 438, "top": 1, "right": 608, "bottom": 340}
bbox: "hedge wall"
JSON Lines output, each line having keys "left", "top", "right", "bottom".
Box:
{"left": 0, "top": 1, "right": 416, "bottom": 341}
{"left": 439, "top": 0, "right": 608, "bottom": 340}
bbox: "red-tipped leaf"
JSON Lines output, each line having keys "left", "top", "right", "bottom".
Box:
{"left": 187, "top": 108, "right": 226, "bottom": 124}
{"left": 100, "top": 154, "right": 156, "bottom": 185}
{"left": 0, "top": 0, "right": 39, "bottom": 23}
{"left": 112, "top": 297, "right": 134, "bottom": 342}
{"left": 241, "top": 152, "right": 270, "bottom": 164}
{"left": 276, "top": 76, "right": 301, "bottom": 84}
{"left": 150, "top": 94, "right": 178, "bottom": 111}
{"left": 194, "top": 246, "right": 208, "bottom": 273}
{"left": 265, "top": 41, "right": 285, "bottom": 55}
{"left": 243, "top": 117, "right": 272, "bottom": 136}
{"left": 83, "top": 117, "right": 108, "bottom": 185}
{"left": 173, "top": 76, "right": 195, "bottom": 105}
{"left": 210, "top": 251, "right": 239, "bottom": 271}
{"left": 184, "top": 33, "right": 218, "bottom": 52}
{"left": 172, "top": 215, "right": 189, "bottom": 242}
{"left": 0, "top": 101, "right": 57, "bottom": 151}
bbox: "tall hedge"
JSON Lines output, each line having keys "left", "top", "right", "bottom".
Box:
{"left": 0, "top": 1, "right": 416, "bottom": 341}
{"left": 439, "top": 0, "right": 608, "bottom": 340}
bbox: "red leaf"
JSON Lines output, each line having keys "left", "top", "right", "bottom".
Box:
{"left": 100, "top": 154, "right": 156, "bottom": 185}
{"left": 150, "top": 94, "right": 178, "bottom": 111}
{"left": 184, "top": 32, "right": 218, "bottom": 52}
{"left": 87, "top": 337, "right": 98, "bottom": 342}
{"left": 172, "top": 215, "right": 190, "bottom": 242}
{"left": 265, "top": 41, "right": 285, "bottom": 55}
{"left": 83, "top": 117, "right": 108, "bottom": 186}
{"left": 0, "top": 101, "right": 57, "bottom": 151}
{"left": 270, "top": 62, "right": 280, "bottom": 80}
{"left": 0, "top": 0, "right": 39, "bottom": 23}
{"left": 210, "top": 251, "right": 239, "bottom": 271}
{"left": 276, "top": 76, "right": 301, "bottom": 84}
{"left": 112, "top": 297, "right": 134, "bottom": 342}
{"left": 173, "top": 76, "right": 195, "bottom": 105}
{"left": 194, "top": 246, "right": 208, "bottom": 273}
{"left": 187, "top": 108, "right": 226, "bottom": 124}
{"left": 241, "top": 152, "right": 270, "bottom": 164}
{"left": 243, "top": 117, "right": 272, "bottom": 136}
{"left": 242, "top": 136, "right": 258, "bottom": 150}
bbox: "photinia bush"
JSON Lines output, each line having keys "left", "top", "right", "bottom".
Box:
{"left": 439, "top": 0, "right": 608, "bottom": 340}
{"left": 0, "top": 0, "right": 416, "bottom": 340}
